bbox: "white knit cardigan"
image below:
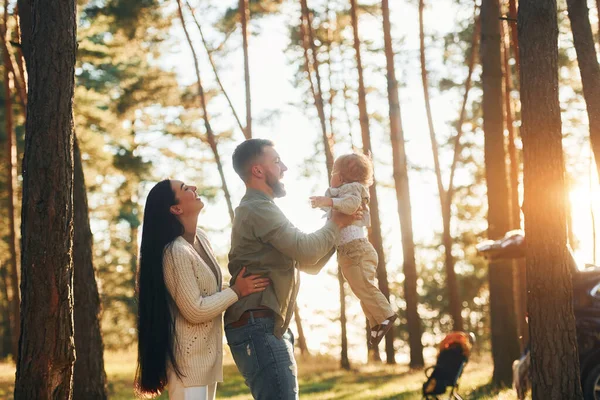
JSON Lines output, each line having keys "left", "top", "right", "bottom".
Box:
{"left": 163, "top": 228, "right": 239, "bottom": 387}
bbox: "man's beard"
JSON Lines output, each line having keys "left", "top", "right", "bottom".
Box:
{"left": 266, "top": 173, "right": 286, "bottom": 197}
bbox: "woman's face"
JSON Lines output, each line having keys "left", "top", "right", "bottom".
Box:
{"left": 169, "top": 180, "right": 204, "bottom": 217}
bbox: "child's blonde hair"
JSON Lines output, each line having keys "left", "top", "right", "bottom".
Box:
{"left": 333, "top": 153, "right": 374, "bottom": 187}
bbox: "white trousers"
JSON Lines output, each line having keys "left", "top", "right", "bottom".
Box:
{"left": 167, "top": 370, "right": 217, "bottom": 400}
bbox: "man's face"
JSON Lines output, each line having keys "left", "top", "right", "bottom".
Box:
{"left": 259, "top": 146, "right": 288, "bottom": 198}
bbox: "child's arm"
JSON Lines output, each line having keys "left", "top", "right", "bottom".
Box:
{"left": 310, "top": 196, "right": 333, "bottom": 208}
{"left": 330, "top": 192, "right": 362, "bottom": 215}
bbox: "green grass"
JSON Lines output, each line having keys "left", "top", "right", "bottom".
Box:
{"left": 0, "top": 352, "right": 526, "bottom": 399}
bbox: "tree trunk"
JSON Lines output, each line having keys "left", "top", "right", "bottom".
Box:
{"left": 566, "top": 0, "right": 600, "bottom": 182}
{"left": 350, "top": 0, "right": 395, "bottom": 364}
{"left": 72, "top": 137, "right": 108, "bottom": 399}
{"left": 338, "top": 270, "right": 351, "bottom": 370}
{"left": 12, "top": 7, "right": 27, "bottom": 113}
{"left": 382, "top": 0, "right": 423, "bottom": 369}
{"left": 419, "top": 0, "right": 463, "bottom": 331}
{"left": 1, "top": 32, "right": 20, "bottom": 360}
{"left": 177, "top": 0, "right": 235, "bottom": 223}
{"left": 240, "top": 0, "right": 252, "bottom": 139}
{"left": 300, "top": 0, "right": 334, "bottom": 172}
{"left": 501, "top": 20, "right": 528, "bottom": 352}
{"left": 0, "top": 7, "right": 26, "bottom": 112}
{"left": 14, "top": 0, "right": 77, "bottom": 397}
{"left": 184, "top": 0, "right": 245, "bottom": 137}
{"left": 0, "top": 263, "right": 12, "bottom": 359}
{"left": 16, "top": 0, "right": 30, "bottom": 66}
{"left": 293, "top": 305, "right": 310, "bottom": 357}
{"left": 518, "top": 0, "right": 584, "bottom": 398}
{"left": 508, "top": 0, "right": 519, "bottom": 75}
{"left": 299, "top": 4, "right": 349, "bottom": 366}
{"left": 481, "top": 0, "right": 521, "bottom": 387}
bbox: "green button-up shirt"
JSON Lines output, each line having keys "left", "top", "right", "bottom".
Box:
{"left": 224, "top": 188, "right": 339, "bottom": 338}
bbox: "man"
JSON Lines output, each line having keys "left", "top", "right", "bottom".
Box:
{"left": 224, "top": 139, "right": 356, "bottom": 399}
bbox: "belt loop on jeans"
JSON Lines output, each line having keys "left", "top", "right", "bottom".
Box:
{"left": 249, "top": 311, "right": 256, "bottom": 324}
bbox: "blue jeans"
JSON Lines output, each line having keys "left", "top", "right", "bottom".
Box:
{"left": 225, "top": 314, "right": 298, "bottom": 400}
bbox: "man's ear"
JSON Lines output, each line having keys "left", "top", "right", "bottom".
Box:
{"left": 251, "top": 165, "right": 264, "bottom": 179}
{"left": 170, "top": 205, "right": 183, "bottom": 215}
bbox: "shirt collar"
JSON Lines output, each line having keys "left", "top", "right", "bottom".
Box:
{"left": 244, "top": 188, "right": 274, "bottom": 203}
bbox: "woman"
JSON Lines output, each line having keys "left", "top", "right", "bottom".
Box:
{"left": 135, "top": 179, "right": 269, "bottom": 399}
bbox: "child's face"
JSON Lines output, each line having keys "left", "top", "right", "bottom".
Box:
{"left": 330, "top": 169, "right": 343, "bottom": 188}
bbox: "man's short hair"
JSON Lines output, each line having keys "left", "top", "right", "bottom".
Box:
{"left": 232, "top": 138, "right": 274, "bottom": 181}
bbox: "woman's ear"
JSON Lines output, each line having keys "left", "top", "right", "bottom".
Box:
{"left": 170, "top": 205, "right": 183, "bottom": 215}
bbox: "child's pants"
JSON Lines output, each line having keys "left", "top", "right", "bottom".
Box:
{"left": 337, "top": 238, "right": 395, "bottom": 327}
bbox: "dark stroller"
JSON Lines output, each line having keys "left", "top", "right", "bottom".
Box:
{"left": 422, "top": 331, "right": 475, "bottom": 400}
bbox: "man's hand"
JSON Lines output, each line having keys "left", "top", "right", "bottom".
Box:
{"left": 331, "top": 209, "right": 362, "bottom": 228}
{"left": 310, "top": 196, "right": 333, "bottom": 208}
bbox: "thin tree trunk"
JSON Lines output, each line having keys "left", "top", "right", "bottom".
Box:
{"left": 240, "top": 0, "right": 252, "bottom": 139}
{"left": 177, "top": 0, "right": 235, "bottom": 223}
{"left": 0, "top": 8, "right": 26, "bottom": 112}
{"left": 14, "top": 0, "right": 77, "bottom": 397}
{"left": 73, "top": 137, "right": 108, "bottom": 399}
{"left": 184, "top": 0, "right": 245, "bottom": 137}
{"left": 12, "top": 7, "right": 26, "bottom": 112}
{"left": 591, "top": 151, "right": 597, "bottom": 264}
{"left": 299, "top": 5, "right": 349, "bottom": 366}
{"left": 566, "top": 0, "right": 600, "bottom": 183}
{"left": 501, "top": 18, "right": 528, "bottom": 353}
{"left": 293, "top": 305, "right": 310, "bottom": 357}
{"left": 518, "top": 0, "right": 584, "bottom": 398}
{"left": 301, "top": 0, "right": 334, "bottom": 172}
{"left": 447, "top": 8, "right": 479, "bottom": 205}
{"left": 481, "top": 0, "right": 521, "bottom": 386}
{"left": 338, "top": 270, "right": 351, "bottom": 370}
{"left": 501, "top": 21, "right": 521, "bottom": 231}
{"left": 419, "top": 0, "right": 463, "bottom": 331}
{"left": 508, "top": 0, "right": 519, "bottom": 75}
{"left": 1, "top": 32, "right": 20, "bottom": 360}
{"left": 350, "top": 0, "right": 395, "bottom": 364}
{"left": 0, "top": 264, "right": 12, "bottom": 358}
{"left": 382, "top": 0, "right": 423, "bottom": 369}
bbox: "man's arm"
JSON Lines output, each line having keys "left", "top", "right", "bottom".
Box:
{"left": 251, "top": 201, "right": 339, "bottom": 265}
{"left": 298, "top": 246, "right": 336, "bottom": 275}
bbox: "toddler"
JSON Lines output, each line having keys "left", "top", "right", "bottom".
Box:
{"left": 310, "top": 153, "right": 397, "bottom": 346}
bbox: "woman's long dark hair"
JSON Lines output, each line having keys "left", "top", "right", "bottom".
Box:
{"left": 135, "top": 180, "right": 184, "bottom": 396}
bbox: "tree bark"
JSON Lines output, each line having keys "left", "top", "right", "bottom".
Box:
{"left": 382, "top": 0, "right": 423, "bottom": 369}
{"left": 240, "top": 0, "right": 252, "bottom": 139}
{"left": 480, "top": 0, "right": 521, "bottom": 387}
{"left": 350, "top": 0, "right": 395, "bottom": 364}
{"left": 184, "top": 0, "right": 245, "bottom": 137}
{"left": 73, "top": 137, "right": 108, "bottom": 399}
{"left": 177, "top": 0, "right": 235, "bottom": 223}
{"left": 566, "top": 0, "right": 600, "bottom": 183}
{"left": 1, "top": 31, "right": 20, "bottom": 360}
{"left": 419, "top": 0, "right": 463, "bottom": 331}
{"left": 518, "top": 0, "right": 584, "bottom": 398}
{"left": 14, "top": 0, "right": 77, "bottom": 397}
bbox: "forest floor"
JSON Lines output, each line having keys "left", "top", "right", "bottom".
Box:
{"left": 0, "top": 351, "right": 528, "bottom": 399}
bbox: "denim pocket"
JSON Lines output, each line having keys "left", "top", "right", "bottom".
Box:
{"left": 228, "top": 338, "right": 260, "bottom": 384}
